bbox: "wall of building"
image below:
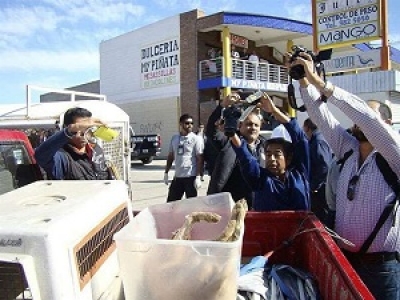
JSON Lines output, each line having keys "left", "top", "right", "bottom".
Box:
{"left": 118, "top": 97, "right": 179, "bottom": 157}
{"left": 179, "top": 9, "right": 205, "bottom": 126}
{"left": 100, "top": 13, "right": 186, "bottom": 158}
{"left": 100, "top": 15, "right": 181, "bottom": 103}
{"left": 40, "top": 80, "right": 100, "bottom": 102}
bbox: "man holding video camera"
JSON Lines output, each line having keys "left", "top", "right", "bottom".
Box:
{"left": 289, "top": 50, "right": 400, "bottom": 300}
{"left": 205, "top": 93, "right": 265, "bottom": 209}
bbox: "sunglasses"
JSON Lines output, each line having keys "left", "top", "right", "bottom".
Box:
{"left": 184, "top": 121, "right": 193, "bottom": 125}
{"left": 347, "top": 175, "right": 359, "bottom": 201}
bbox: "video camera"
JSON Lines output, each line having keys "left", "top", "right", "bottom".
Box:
{"left": 287, "top": 45, "right": 332, "bottom": 111}
{"left": 289, "top": 46, "right": 320, "bottom": 80}
{"left": 222, "top": 91, "right": 264, "bottom": 137}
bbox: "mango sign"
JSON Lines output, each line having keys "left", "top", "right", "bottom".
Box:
{"left": 314, "top": 0, "right": 381, "bottom": 49}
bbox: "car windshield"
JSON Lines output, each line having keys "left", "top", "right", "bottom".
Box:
{"left": 0, "top": 143, "right": 32, "bottom": 195}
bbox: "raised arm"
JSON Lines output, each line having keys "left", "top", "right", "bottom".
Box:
{"left": 292, "top": 52, "right": 400, "bottom": 176}
{"left": 287, "top": 53, "right": 358, "bottom": 159}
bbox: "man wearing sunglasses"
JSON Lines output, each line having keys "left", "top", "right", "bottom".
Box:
{"left": 290, "top": 53, "right": 400, "bottom": 300}
{"left": 34, "top": 107, "right": 114, "bottom": 180}
{"left": 164, "top": 113, "right": 204, "bottom": 202}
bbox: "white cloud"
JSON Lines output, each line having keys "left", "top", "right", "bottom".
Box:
{"left": 0, "top": 49, "right": 99, "bottom": 72}
{"left": 0, "top": 1, "right": 146, "bottom": 48}
{"left": 0, "top": 6, "right": 59, "bottom": 36}
{"left": 202, "top": 0, "right": 238, "bottom": 13}
{"left": 283, "top": 1, "right": 312, "bottom": 23}
{"left": 150, "top": 0, "right": 237, "bottom": 13}
{"left": 64, "top": 1, "right": 146, "bottom": 24}
{"left": 151, "top": 0, "right": 180, "bottom": 9}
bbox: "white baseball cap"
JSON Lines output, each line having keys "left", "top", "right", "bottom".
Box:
{"left": 270, "top": 124, "right": 292, "bottom": 143}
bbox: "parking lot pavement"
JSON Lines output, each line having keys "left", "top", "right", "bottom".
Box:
{"left": 130, "top": 159, "right": 210, "bottom": 211}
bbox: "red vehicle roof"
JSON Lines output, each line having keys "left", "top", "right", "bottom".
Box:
{"left": 0, "top": 129, "right": 35, "bottom": 162}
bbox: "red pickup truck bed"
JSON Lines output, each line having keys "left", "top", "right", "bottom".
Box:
{"left": 242, "top": 211, "right": 374, "bottom": 300}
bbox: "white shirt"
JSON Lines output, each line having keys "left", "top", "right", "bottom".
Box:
{"left": 168, "top": 132, "right": 203, "bottom": 178}
{"left": 248, "top": 54, "right": 259, "bottom": 63}
{"left": 300, "top": 84, "right": 400, "bottom": 253}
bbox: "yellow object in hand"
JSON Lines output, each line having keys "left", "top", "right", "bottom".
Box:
{"left": 93, "top": 126, "right": 119, "bottom": 142}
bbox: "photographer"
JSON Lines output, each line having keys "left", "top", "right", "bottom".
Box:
{"left": 229, "top": 93, "right": 310, "bottom": 211}
{"left": 289, "top": 51, "right": 400, "bottom": 300}
{"left": 205, "top": 93, "right": 265, "bottom": 208}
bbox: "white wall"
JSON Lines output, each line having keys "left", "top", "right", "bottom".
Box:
{"left": 100, "top": 14, "right": 181, "bottom": 104}
{"left": 118, "top": 97, "right": 179, "bottom": 157}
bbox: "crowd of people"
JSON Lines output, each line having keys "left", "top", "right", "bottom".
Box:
{"left": 29, "top": 52, "right": 400, "bottom": 299}
{"left": 161, "top": 54, "right": 400, "bottom": 299}
{"left": 26, "top": 127, "right": 58, "bottom": 148}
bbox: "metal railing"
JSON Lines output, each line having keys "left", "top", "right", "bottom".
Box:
{"left": 199, "top": 58, "right": 289, "bottom": 84}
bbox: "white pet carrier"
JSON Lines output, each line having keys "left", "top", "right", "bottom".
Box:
{"left": 0, "top": 180, "right": 132, "bottom": 300}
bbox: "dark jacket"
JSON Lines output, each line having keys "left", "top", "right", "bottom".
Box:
{"left": 205, "top": 104, "right": 264, "bottom": 207}
{"left": 232, "top": 118, "right": 310, "bottom": 211}
{"left": 34, "top": 129, "right": 112, "bottom": 180}
{"left": 309, "top": 130, "right": 333, "bottom": 192}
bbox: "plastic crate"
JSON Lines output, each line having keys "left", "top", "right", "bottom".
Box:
{"left": 115, "top": 193, "right": 243, "bottom": 300}
{"left": 242, "top": 211, "right": 374, "bottom": 300}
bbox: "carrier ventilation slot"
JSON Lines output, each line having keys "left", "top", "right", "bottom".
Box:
{"left": 74, "top": 204, "right": 129, "bottom": 289}
{"left": 0, "top": 261, "right": 32, "bottom": 300}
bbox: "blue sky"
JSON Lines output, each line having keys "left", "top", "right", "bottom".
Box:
{"left": 0, "top": 0, "right": 399, "bottom": 104}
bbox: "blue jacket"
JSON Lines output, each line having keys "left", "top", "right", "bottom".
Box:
{"left": 232, "top": 118, "right": 310, "bottom": 211}
{"left": 309, "top": 130, "right": 332, "bottom": 192}
{"left": 34, "top": 129, "right": 110, "bottom": 180}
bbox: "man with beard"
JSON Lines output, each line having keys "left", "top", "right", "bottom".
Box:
{"left": 229, "top": 93, "right": 310, "bottom": 211}
{"left": 34, "top": 107, "right": 114, "bottom": 180}
{"left": 290, "top": 53, "right": 400, "bottom": 300}
{"left": 205, "top": 93, "right": 265, "bottom": 209}
{"left": 163, "top": 114, "right": 204, "bottom": 202}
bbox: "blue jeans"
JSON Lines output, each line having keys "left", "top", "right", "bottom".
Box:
{"left": 351, "top": 258, "right": 400, "bottom": 300}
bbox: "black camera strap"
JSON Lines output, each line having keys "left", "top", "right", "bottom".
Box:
{"left": 337, "top": 149, "right": 400, "bottom": 254}
{"left": 358, "top": 153, "right": 400, "bottom": 254}
{"left": 287, "top": 78, "right": 306, "bottom": 112}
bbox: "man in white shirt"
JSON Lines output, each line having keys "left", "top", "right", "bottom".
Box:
{"left": 248, "top": 50, "right": 259, "bottom": 63}
{"left": 290, "top": 52, "right": 400, "bottom": 300}
{"left": 247, "top": 50, "right": 259, "bottom": 80}
{"left": 164, "top": 114, "right": 204, "bottom": 202}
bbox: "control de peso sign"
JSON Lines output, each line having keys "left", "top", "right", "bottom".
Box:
{"left": 314, "top": 0, "right": 381, "bottom": 49}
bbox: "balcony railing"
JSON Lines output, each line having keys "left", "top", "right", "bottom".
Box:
{"left": 199, "top": 58, "right": 289, "bottom": 85}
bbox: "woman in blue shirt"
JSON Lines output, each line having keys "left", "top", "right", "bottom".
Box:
{"left": 230, "top": 93, "right": 310, "bottom": 211}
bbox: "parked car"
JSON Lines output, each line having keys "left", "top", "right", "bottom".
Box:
{"left": 130, "top": 127, "right": 161, "bottom": 165}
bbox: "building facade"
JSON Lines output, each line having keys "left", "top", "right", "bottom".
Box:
{"left": 100, "top": 9, "right": 400, "bottom": 157}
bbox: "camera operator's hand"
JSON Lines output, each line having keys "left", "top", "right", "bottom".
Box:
{"left": 289, "top": 52, "right": 323, "bottom": 87}
{"left": 229, "top": 132, "right": 242, "bottom": 148}
{"left": 290, "top": 52, "right": 333, "bottom": 97}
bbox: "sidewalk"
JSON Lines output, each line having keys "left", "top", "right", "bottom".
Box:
{"left": 130, "top": 159, "right": 210, "bottom": 210}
